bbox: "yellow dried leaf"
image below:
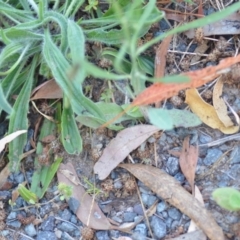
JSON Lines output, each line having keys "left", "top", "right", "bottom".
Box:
{"left": 213, "top": 78, "right": 234, "bottom": 127}
{"left": 185, "top": 88, "right": 239, "bottom": 134}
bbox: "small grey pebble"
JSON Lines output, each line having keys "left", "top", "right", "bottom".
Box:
{"left": 132, "top": 232, "right": 147, "bottom": 240}
{"left": 39, "top": 203, "right": 52, "bottom": 217}
{"left": 26, "top": 171, "right": 33, "bottom": 183}
{"left": 15, "top": 197, "right": 24, "bottom": 208}
{"left": 70, "top": 215, "right": 77, "bottom": 224}
{"left": 7, "top": 211, "right": 17, "bottom": 220}
{"left": 0, "top": 190, "right": 11, "bottom": 200}
{"left": 134, "top": 216, "right": 143, "bottom": 223}
{"left": 72, "top": 229, "right": 81, "bottom": 237}
{"left": 171, "top": 220, "right": 179, "bottom": 230}
{"left": 161, "top": 211, "right": 168, "bottom": 219}
{"left": 165, "top": 218, "right": 173, "bottom": 230}
{"left": 123, "top": 212, "right": 137, "bottom": 222}
{"left": 225, "top": 215, "right": 238, "bottom": 224}
{"left": 134, "top": 223, "right": 147, "bottom": 236}
{"left": 174, "top": 172, "right": 185, "bottom": 184}
{"left": 61, "top": 231, "right": 75, "bottom": 240}
{"left": 147, "top": 136, "right": 156, "bottom": 143}
{"left": 36, "top": 231, "right": 57, "bottom": 240}
{"left": 141, "top": 193, "right": 157, "bottom": 207}
{"left": 230, "top": 146, "right": 240, "bottom": 164}
{"left": 109, "top": 230, "right": 120, "bottom": 238}
{"left": 68, "top": 197, "right": 80, "bottom": 214}
{"left": 133, "top": 204, "right": 144, "bottom": 215}
{"left": 168, "top": 208, "right": 182, "bottom": 220}
{"left": 24, "top": 224, "right": 37, "bottom": 237}
{"left": 150, "top": 216, "right": 167, "bottom": 239}
{"left": 159, "top": 19, "right": 171, "bottom": 30}
{"left": 59, "top": 209, "right": 72, "bottom": 221}
{"left": 157, "top": 201, "right": 167, "bottom": 213}
{"left": 184, "top": 221, "right": 191, "bottom": 231}
{"left": 188, "top": 44, "right": 198, "bottom": 53}
{"left": 14, "top": 173, "right": 24, "bottom": 184}
{"left": 199, "top": 134, "right": 212, "bottom": 144}
{"left": 57, "top": 222, "right": 76, "bottom": 232}
{"left": 159, "top": 133, "right": 167, "bottom": 142}
{"left": 203, "top": 149, "right": 223, "bottom": 166}
{"left": 138, "top": 181, "right": 152, "bottom": 193}
{"left": 41, "top": 216, "right": 55, "bottom": 231}
{"left": 7, "top": 220, "right": 21, "bottom": 228}
{"left": 96, "top": 230, "right": 110, "bottom": 240}
{"left": 1, "top": 230, "right": 9, "bottom": 237}
{"left": 166, "top": 157, "right": 179, "bottom": 175}
{"left": 204, "top": 7, "right": 215, "bottom": 15}
{"left": 177, "top": 43, "right": 187, "bottom": 52}
{"left": 112, "top": 216, "right": 122, "bottom": 223}
{"left": 114, "top": 180, "right": 123, "bottom": 189}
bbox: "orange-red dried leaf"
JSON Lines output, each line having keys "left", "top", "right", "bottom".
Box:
{"left": 132, "top": 54, "right": 240, "bottom": 107}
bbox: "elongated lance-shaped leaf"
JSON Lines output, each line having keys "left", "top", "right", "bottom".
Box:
{"left": 61, "top": 96, "right": 82, "bottom": 154}
{"left": 8, "top": 56, "right": 38, "bottom": 172}
{"left": 0, "top": 84, "right": 12, "bottom": 115}
{"left": 43, "top": 30, "right": 104, "bottom": 119}
{"left": 30, "top": 118, "right": 57, "bottom": 197}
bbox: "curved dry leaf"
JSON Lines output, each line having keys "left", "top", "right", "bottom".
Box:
{"left": 0, "top": 130, "right": 27, "bottom": 153}
{"left": 132, "top": 54, "right": 240, "bottom": 107}
{"left": 94, "top": 125, "right": 159, "bottom": 180}
{"left": 168, "top": 230, "right": 206, "bottom": 240}
{"left": 31, "top": 79, "right": 63, "bottom": 100}
{"left": 185, "top": 88, "right": 239, "bottom": 134}
{"left": 120, "top": 164, "right": 224, "bottom": 240}
{"left": 179, "top": 136, "right": 198, "bottom": 195}
{"left": 185, "top": 13, "right": 240, "bottom": 38}
{"left": 57, "top": 163, "right": 112, "bottom": 230}
{"left": 213, "top": 78, "right": 234, "bottom": 127}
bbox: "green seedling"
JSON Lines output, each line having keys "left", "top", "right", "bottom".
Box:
{"left": 18, "top": 184, "right": 38, "bottom": 204}
{"left": 212, "top": 187, "right": 240, "bottom": 211}
{"left": 85, "top": 0, "right": 98, "bottom": 12}
{"left": 83, "top": 177, "right": 103, "bottom": 196}
{"left": 58, "top": 183, "right": 73, "bottom": 201}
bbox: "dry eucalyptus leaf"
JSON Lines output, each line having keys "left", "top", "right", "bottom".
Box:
{"left": 57, "top": 163, "right": 112, "bottom": 230}
{"left": 0, "top": 130, "right": 27, "bottom": 153}
{"left": 94, "top": 125, "right": 159, "bottom": 180}
{"left": 168, "top": 230, "right": 206, "bottom": 240}
{"left": 120, "top": 164, "right": 224, "bottom": 240}
{"left": 188, "top": 186, "right": 207, "bottom": 240}
{"left": 179, "top": 136, "right": 198, "bottom": 195}
{"left": 213, "top": 78, "right": 234, "bottom": 127}
{"left": 31, "top": 79, "right": 63, "bottom": 100}
{"left": 185, "top": 13, "right": 240, "bottom": 38}
{"left": 185, "top": 88, "right": 239, "bottom": 134}
{"left": 0, "top": 163, "right": 10, "bottom": 190}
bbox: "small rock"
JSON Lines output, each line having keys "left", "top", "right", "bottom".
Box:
{"left": 0, "top": 190, "right": 11, "bottom": 200}
{"left": 204, "top": 7, "right": 215, "bottom": 15}
{"left": 132, "top": 232, "right": 147, "bottom": 240}
{"left": 133, "top": 204, "right": 144, "bottom": 215}
{"left": 109, "top": 230, "right": 119, "bottom": 238}
{"left": 150, "top": 216, "right": 167, "bottom": 239}
{"left": 96, "top": 230, "right": 110, "bottom": 240}
{"left": 141, "top": 193, "right": 157, "bottom": 207}
{"left": 57, "top": 222, "right": 76, "bottom": 232}
{"left": 61, "top": 231, "right": 75, "bottom": 240}
{"left": 15, "top": 197, "right": 24, "bottom": 208}
{"left": 14, "top": 173, "right": 24, "bottom": 184}
{"left": 123, "top": 212, "right": 137, "bottom": 222}
{"left": 157, "top": 201, "right": 167, "bottom": 213}
{"left": 112, "top": 216, "right": 122, "bottom": 223}
{"left": 7, "top": 220, "right": 21, "bottom": 229}
{"left": 36, "top": 231, "right": 57, "bottom": 240}
{"left": 114, "top": 180, "right": 123, "bottom": 189}
{"left": 159, "top": 19, "right": 171, "bottom": 30}
{"left": 41, "top": 216, "right": 55, "bottom": 231}
{"left": 68, "top": 197, "right": 80, "bottom": 214}
{"left": 171, "top": 220, "right": 179, "bottom": 230}
{"left": 72, "top": 229, "right": 81, "bottom": 238}
{"left": 166, "top": 157, "right": 179, "bottom": 175}
{"left": 60, "top": 209, "right": 72, "bottom": 221}
{"left": 7, "top": 211, "right": 17, "bottom": 220}
{"left": 177, "top": 43, "right": 187, "bottom": 52}
{"left": 70, "top": 215, "right": 77, "bottom": 224}
{"left": 134, "top": 223, "right": 147, "bottom": 236}
{"left": 39, "top": 202, "right": 52, "bottom": 217}
{"left": 230, "top": 146, "right": 240, "bottom": 164}
{"left": 203, "top": 149, "right": 223, "bottom": 166}
{"left": 24, "top": 224, "right": 37, "bottom": 237}
{"left": 165, "top": 218, "right": 173, "bottom": 230}
{"left": 174, "top": 172, "right": 185, "bottom": 184}
{"left": 168, "top": 208, "right": 182, "bottom": 220}
{"left": 199, "top": 134, "right": 212, "bottom": 144}
{"left": 54, "top": 229, "right": 62, "bottom": 238}
{"left": 138, "top": 181, "right": 152, "bottom": 193}
{"left": 1, "top": 230, "right": 9, "bottom": 237}
{"left": 162, "top": 211, "right": 168, "bottom": 219}
{"left": 147, "top": 136, "right": 156, "bottom": 143}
